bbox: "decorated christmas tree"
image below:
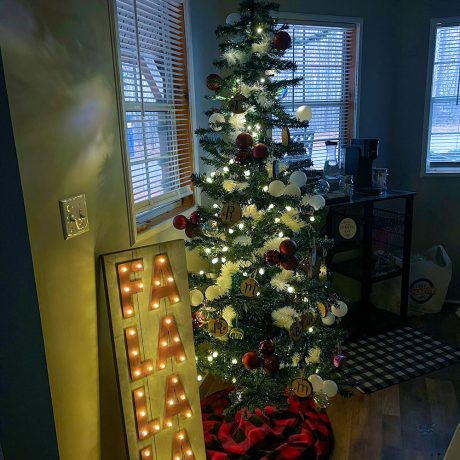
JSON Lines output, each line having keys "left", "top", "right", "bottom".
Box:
{"left": 173, "top": 0, "right": 349, "bottom": 414}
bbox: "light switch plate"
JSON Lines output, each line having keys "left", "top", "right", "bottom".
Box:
{"left": 59, "top": 194, "right": 89, "bottom": 240}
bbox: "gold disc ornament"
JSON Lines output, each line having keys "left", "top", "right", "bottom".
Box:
{"left": 301, "top": 311, "right": 315, "bottom": 330}
{"left": 220, "top": 201, "right": 242, "bottom": 225}
{"left": 281, "top": 126, "right": 291, "bottom": 146}
{"left": 208, "top": 318, "right": 229, "bottom": 337}
{"left": 228, "top": 327, "right": 245, "bottom": 340}
{"left": 317, "top": 302, "right": 328, "bottom": 318}
{"left": 229, "top": 94, "right": 248, "bottom": 114}
{"left": 289, "top": 321, "right": 303, "bottom": 341}
{"left": 240, "top": 278, "right": 260, "bottom": 297}
{"left": 291, "top": 378, "right": 313, "bottom": 398}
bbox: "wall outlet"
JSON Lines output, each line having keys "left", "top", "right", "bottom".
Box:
{"left": 59, "top": 194, "right": 89, "bottom": 240}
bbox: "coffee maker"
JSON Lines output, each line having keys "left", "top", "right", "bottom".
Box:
{"left": 344, "top": 138, "right": 382, "bottom": 195}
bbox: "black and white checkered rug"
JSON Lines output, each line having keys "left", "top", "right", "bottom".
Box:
{"left": 343, "top": 326, "right": 460, "bottom": 393}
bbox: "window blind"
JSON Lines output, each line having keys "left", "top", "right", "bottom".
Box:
{"left": 274, "top": 23, "right": 357, "bottom": 169}
{"left": 115, "top": 0, "right": 193, "bottom": 215}
{"left": 426, "top": 23, "right": 460, "bottom": 171}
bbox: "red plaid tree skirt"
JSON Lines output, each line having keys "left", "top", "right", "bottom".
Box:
{"left": 201, "top": 390, "right": 333, "bottom": 460}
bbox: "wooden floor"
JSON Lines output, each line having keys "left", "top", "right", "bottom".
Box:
{"left": 328, "top": 304, "right": 460, "bottom": 460}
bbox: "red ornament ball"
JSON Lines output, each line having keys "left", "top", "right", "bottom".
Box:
{"left": 206, "top": 73, "right": 222, "bottom": 91}
{"left": 252, "top": 143, "right": 269, "bottom": 160}
{"left": 279, "top": 239, "right": 297, "bottom": 256}
{"left": 235, "top": 148, "right": 250, "bottom": 165}
{"left": 173, "top": 214, "right": 188, "bottom": 230}
{"left": 192, "top": 311, "right": 205, "bottom": 329}
{"left": 273, "top": 31, "right": 292, "bottom": 51}
{"left": 242, "top": 352, "right": 260, "bottom": 370}
{"left": 264, "top": 249, "right": 281, "bottom": 265}
{"left": 262, "top": 355, "right": 280, "bottom": 375}
{"left": 281, "top": 256, "right": 299, "bottom": 271}
{"left": 185, "top": 223, "right": 200, "bottom": 238}
{"left": 190, "top": 211, "right": 203, "bottom": 225}
{"left": 236, "top": 132, "right": 254, "bottom": 149}
{"left": 258, "top": 339, "right": 275, "bottom": 356}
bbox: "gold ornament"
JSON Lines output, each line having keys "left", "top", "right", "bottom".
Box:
{"left": 291, "top": 378, "right": 313, "bottom": 398}
{"left": 220, "top": 201, "right": 242, "bottom": 225}
{"left": 240, "top": 278, "right": 260, "bottom": 297}
{"left": 319, "top": 263, "right": 328, "bottom": 282}
{"left": 301, "top": 311, "right": 315, "bottom": 330}
{"left": 228, "top": 327, "right": 245, "bottom": 339}
{"left": 313, "top": 391, "right": 330, "bottom": 409}
{"left": 229, "top": 94, "right": 248, "bottom": 114}
{"left": 281, "top": 126, "right": 290, "bottom": 146}
{"left": 317, "top": 302, "right": 328, "bottom": 318}
{"left": 289, "top": 321, "right": 303, "bottom": 341}
{"left": 208, "top": 318, "right": 229, "bottom": 337}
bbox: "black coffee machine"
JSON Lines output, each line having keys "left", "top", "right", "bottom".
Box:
{"left": 344, "top": 138, "right": 381, "bottom": 195}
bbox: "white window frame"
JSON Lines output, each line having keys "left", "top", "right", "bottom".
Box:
{"left": 422, "top": 17, "right": 460, "bottom": 177}
{"left": 109, "top": 0, "right": 200, "bottom": 244}
{"left": 276, "top": 13, "right": 362, "bottom": 165}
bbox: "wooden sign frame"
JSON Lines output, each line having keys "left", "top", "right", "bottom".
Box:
{"left": 101, "top": 240, "right": 205, "bottom": 460}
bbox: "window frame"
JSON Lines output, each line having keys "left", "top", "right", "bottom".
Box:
{"left": 422, "top": 17, "right": 460, "bottom": 177}
{"left": 109, "top": 0, "right": 200, "bottom": 244}
{"left": 276, "top": 12, "right": 362, "bottom": 166}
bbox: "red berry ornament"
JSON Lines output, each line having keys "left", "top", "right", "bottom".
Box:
{"left": 264, "top": 249, "right": 280, "bottom": 265}
{"left": 206, "top": 73, "right": 222, "bottom": 91}
{"left": 242, "top": 352, "right": 260, "bottom": 370}
{"left": 236, "top": 132, "right": 254, "bottom": 149}
{"left": 279, "top": 239, "right": 297, "bottom": 256}
{"left": 258, "top": 339, "right": 275, "bottom": 356}
{"left": 190, "top": 211, "right": 202, "bottom": 225}
{"left": 173, "top": 214, "right": 188, "bottom": 230}
{"left": 235, "top": 149, "right": 250, "bottom": 165}
{"left": 252, "top": 143, "right": 269, "bottom": 160}
{"left": 273, "top": 31, "right": 292, "bottom": 51}
{"left": 262, "top": 355, "right": 280, "bottom": 375}
{"left": 281, "top": 256, "right": 299, "bottom": 271}
{"left": 185, "top": 223, "right": 200, "bottom": 238}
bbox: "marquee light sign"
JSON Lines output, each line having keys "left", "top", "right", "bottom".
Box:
{"left": 102, "top": 240, "right": 205, "bottom": 460}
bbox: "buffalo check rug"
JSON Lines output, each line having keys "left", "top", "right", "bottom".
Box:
{"left": 342, "top": 326, "right": 460, "bottom": 393}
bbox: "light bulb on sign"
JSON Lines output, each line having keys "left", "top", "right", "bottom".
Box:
{"left": 121, "top": 266, "right": 128, "bottom": 273}
{"left": 185, "top": 411, "right": 192, "bottom": 418}
{"left": 123, "top": 287, "right": 130, "bottom": 293}
{"left": 197, "top": 375, "right": 203, "bottom": 381}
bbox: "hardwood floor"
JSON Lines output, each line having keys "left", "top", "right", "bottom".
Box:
{"left": 328, "top": 304, "right": 460, "bottom": 460}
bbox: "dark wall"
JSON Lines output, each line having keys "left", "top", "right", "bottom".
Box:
{"left": 0, "top": 52, "right": 59, "bottom": 459}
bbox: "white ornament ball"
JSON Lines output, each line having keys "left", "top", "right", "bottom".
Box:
{"left": 226, "top": 12, "right": 241, "bottom": 25}
{"left": 289, "top": 170, "right": 307, "bottom": 187}
{"left": 268, "top": 180, "right": 286, "bottom": 197}
{"left": 296, "top": 105, "right": 313, "bottom": 122}
{"left": 283, "top": 184, "right": 301, "bottom": 197}
{"left": 205, "top": 285, "right": 223, "bottom": 301}
{"left": 309, "top": 194, "right": 326, "bottom": 211}
{"left": 189, "top": 289, "right": 204, "bottom": 307}
{"left": 332, "top": 300, "right": 348, "bottom": 318}
{"left": 322, "top": 380, "right": 338, "bottom": 398}
{"left": 208, "top": 112, "right": 225, "bottom": 131}
{"left": 308, "top": 374, "right": 323, "bottom": 393}
{"left": 321, "top": 312, "right": 336, "bottom": 326}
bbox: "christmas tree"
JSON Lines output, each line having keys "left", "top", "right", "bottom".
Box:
{"left": 173, "top": 0, "right": 349, "bottom": 414}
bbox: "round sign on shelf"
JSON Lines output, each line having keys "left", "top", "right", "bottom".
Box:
{"left": 338, "top": 217, "right": 357, "bottom": 240}
{"left": 220, "top": 201, "right": 242, "bottom": 225}
{"left": 291, "top": 378, "right": 313, "bottom": 398}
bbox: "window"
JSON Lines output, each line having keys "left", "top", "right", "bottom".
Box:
{"left": 274, "top": 18, "right": 359, "bottom": 168}
{"left": 113, "top": 0, "right": 194, "bottom": 232}
{"left": 424, "top": 20, "right": 460, "bottom": 174}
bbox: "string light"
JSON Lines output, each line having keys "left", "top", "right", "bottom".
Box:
{"left": 259, "top": 268, "right": 265, "bottom": 275}
{"left": 287, "top": 286, "right": 295, "bottom": 293}
{"left": 268, "top": 204, "right": 274, "bottom": 210}
{"left": 222, "top": 246, "right": 228, "bottom": 252}
{"left": 229, "top": 159, "right": 234, "bottom": 164}
{"left": 210, "top": 172, "right": 216, "bottom": 178}
{"left": 238, "top": 223, "right": 244, "bottom": 230}
{"left": 310, "top": 216, "right": 316, "bottom": 222}
{"left": 278, "top": 232, "right": 284, "bottom": 237}
{"left": 286, "top": 206, "right": 292, "bottom": 211}
{"left": 274, "top": 217, "right": 280, "bottom": 223}
{"left": 204, "top": 248, "right": 211, "bottom": 254}
{"left": 244, "top": 170, "right": 251, "bottom": 177}
{"left": 256, "top": 26, "right": 263, "bottom": 33}
{"left": 199, "top": 270, "right": 205, "bottom": 275}
{"left": 207, "top": 355, "right": 213, "bottom": 362}
{"left": 308, "top": 327, "right": 314, "bottom": 333}
{"left": 228, "top": 228, "right": 234, "bottom": 234}
{"left": 213, "top": 203, "right": 219, "bottom": 209}
{"left": 211, "top": 257, "right": 219, "bottom": 264}
{"left": 260, "top": 77, "right": 266, "bottom": 83}
{"left": 223, "top": 166, "right": 229, "bottom": 172}
{"left": 221, "top": 257, "right": 227, "bottom": 263}
{"left": 263, "top": 185, "right": 269, "bottom": 192}
{"left": 231, "top": 358, "right": 238, "bottom": 364}
{"left": 206, "top": 177, "right": 213, "bottom": 183}
{"left": 185, "top": 410, "right": 192, "bottom": 418}
{"left": 197, "top": 375, "right": 203, "bottom": 381}
{"left": 212, "top": 351, "right": 218, "bottom": 358}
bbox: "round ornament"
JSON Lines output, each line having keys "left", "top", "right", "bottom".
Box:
{"left": 242, "top": 351, "right": 260, "bottom": 370}
{"left": 240, "top": 278, "right": 260, "bottom": 297}
{"left": 313, "top": 391, "right": 330, "bottom": 409}
{"left": 185, "top": 223, "right": 200, "bottom": 238}
{"left": 295, "top": 105, "right": 312, "bottom": 122}
{"left": 331, "top": 300, "right": 348, "bottom": 318}
{"left": 284, "top": 183, "right": 301, "bottom": 196}
{"left": 291, "top": 378, "right": 313, "bottom": 398}
{"left": 205, "top": 285, "right": 223, "bottom": 301}
{"left": 338, "top": 218, "right": 357, "bottom": 240}
{"left": 273, "top": 31, "right": 292, "bottom": 51}
{"left": 280, "top": 256, "right": 299, "bottom": 271}
{"left": 281, "top": 126, "right": 290, "bottom": 146}
{"left": 220, "top": 201, "right": 242, "bottom": 225}
{"left": 277, "top": 86, "right": 288, "bottom": 99}
{"left": 289, "top": 321, "right": 303, "bottom": 341}
{"left": 317, "top": 302, "right": 328, "bottom": 318}
{"left": 301, "top": 311, "right": 315, "bottom": 330}
{"left": 258, "top": 339, "right": 275, "bottom": 355}
{"left": 201, "top": 219, "right": 219, "bottom": 237}
{"left": 229, "top": 94, "right": 248, "bottom": 114}
{"left": 189, "top": 211, "right": 203, "bottom": 225}
{"left": 323, "top": 380, "right": 338, "bottom": 398}
{"left": 173, "top": 214, "right": 188, "bottom": 230}
{"left": 289, "top": 170, "right": 307, "bottom": 187}
{"left": 208, "top": 317, "right": 229, "bottom": 337}
{"left": 321, "top": 312, "right": 336, "bottom": 326}
{"left": 333, "top": 353, "right": 345, "bottom": 368}
{"left": 268, "top": 180, "right": 286, "bottom": 197}
{"left": 226, "top": 12, "right": 241, "bottom": 25}
{"left": 308, "top": 374, "right": 323, "bottom": 393}
{"left": 314, "top": 179, "right": 330, "bottom": 195}
{"left": 228, "top": 327, "right": 245, "bottom": 340}
{"left": 208, "top": 112, "right": 225, "bottom": 131}
{"left": 189, "top": 289, "right": 204, "bottom": 307}
{"left": 252, "top": 143, "right": 269, "bottom": 160}
{"left": 192, "top": 311, "right": 205, "bottom": 329}
{"left": 236, "top": 132, "right": 254, "bottom": 148}
{"left": 206, "top": 73, "right": 222, "bottom": 91}
{"left": 309, "top": 194, "right": 326, "bottom": 211}
{"left": 235, "top": 148, "right": 250, "bottom": 165}
{"left": 262, "top": 355, "right": 280, "bottom": 375}
{"left": 279, "top": 239, "right": 297, "bottom": 256}
{"left": 264, "top": 249, "right": 280, "bottom": 265}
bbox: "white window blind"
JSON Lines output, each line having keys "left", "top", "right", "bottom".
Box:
{"left": 426, "top": 22, "right": 460, "bottom": 172}
{"left": 115, "top": 0, "right": 193, "bottom": 216}
{"left": 274, "top": 22, "right": 357, "bottom": 168}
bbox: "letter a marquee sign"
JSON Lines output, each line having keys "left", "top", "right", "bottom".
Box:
{"left": 102, "top": 240, "right": 205, "bottom": 459}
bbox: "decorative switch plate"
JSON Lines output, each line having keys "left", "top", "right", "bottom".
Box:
{"left": 59, "top": 194, "right": 89, "bottom": 240}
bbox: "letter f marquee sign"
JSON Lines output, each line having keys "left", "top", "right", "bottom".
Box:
{"left": 102, "top": 240, "right": 205, "bottom": 460}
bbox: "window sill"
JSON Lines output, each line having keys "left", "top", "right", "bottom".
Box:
{"left": 422, "top": 169, "right": 460, "bottom": 177}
